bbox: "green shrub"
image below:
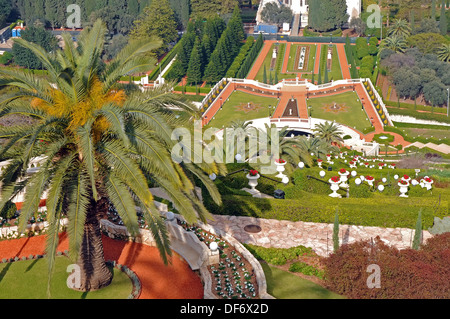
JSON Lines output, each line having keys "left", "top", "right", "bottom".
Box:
{"left": 289, "top": 262, "right": 324, "bottom": 279}
{"left": 243, "top": 244, "right": 316, "bottom": 265}
{"left": 0, "top": 201, "right": 17, "bottom": 220}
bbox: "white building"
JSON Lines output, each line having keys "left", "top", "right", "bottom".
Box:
{"left": 257, "top": 0, "right": 362, "bottom": 28}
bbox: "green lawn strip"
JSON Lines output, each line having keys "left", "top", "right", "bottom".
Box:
{"left": 205, "top": 90, "right": 279, "bottom": 129}
{"left": 306, "top": 91, "right": 371, "bottom": 132}
{"left": 318, "top": 45, "right": 343, "bottom": 82}
{"left": 253, "top": 43, "right": 296, "bottom": 82}
{"left": 0, "top": 256, "right": 133, "bottom": 299}
{"left": 259, "top": 262, "right": 344, "bottom": 299}
{"left": 286, "top": 44, "right": 317, "bottom": 74}
{"left": 330, "top": 45, "right": 343, "bottom": 81}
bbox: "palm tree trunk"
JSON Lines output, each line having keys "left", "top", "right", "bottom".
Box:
{"left": 75, "top": 198, "right": 112, "bottom": 291}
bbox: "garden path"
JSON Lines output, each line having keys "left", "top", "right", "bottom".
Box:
{"left": 0, "top": 233, "right": 204, "bottom": 299}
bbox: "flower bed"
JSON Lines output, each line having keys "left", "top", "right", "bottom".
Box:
{"left": 178, "top": 220, "right": 259, "bottom": 299}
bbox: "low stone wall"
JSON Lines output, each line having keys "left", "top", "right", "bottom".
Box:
{"left": 198, "top": 221, "right": 275, "bottom": 299}
{"left": 206, "top": 215, "right": 433, "bottom": 257}
{"left": 99, "top": 216, "right": 273, "bottom": 299}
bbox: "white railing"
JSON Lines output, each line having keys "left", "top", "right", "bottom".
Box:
{"left": 364, "top": 78, "right": 393, "bottom": 126}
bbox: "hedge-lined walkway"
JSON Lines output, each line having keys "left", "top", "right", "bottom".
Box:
{"left": 0, "top": 233, "right": 204, "bottom": 299}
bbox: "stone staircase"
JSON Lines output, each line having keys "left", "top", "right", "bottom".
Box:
{"left": 290, "top": 14, "right": 300, "bottom": 36}
{"left": 405, "top": 141, "right": 450, "bottom": 155}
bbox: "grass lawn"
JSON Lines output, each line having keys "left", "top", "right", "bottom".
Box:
{"left": 260, "top": 262, "right": 344, "bottom": 299}
{"left": 286, "top": 44, "right": 317, "bottom": 74}
{"left": 0, "top": 256, "right": 133, "bottom": 299}
{"left": 307, "top": 91, "right": 372, "bottom": 133}
{"left": 253, "top": 43, "right": 297, "bottom": 83}
{"left": 400, "top": 127, "right": 450, "bottom": 143}
{"left": 205, "top": 90, "right": 279, "bottom": 129}
{"left": 318, "top": 44, "right": 343, "bottom": 82}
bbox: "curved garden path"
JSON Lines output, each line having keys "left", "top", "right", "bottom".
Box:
{"left": 0, "top": 233, "right": 204, "bottom": 299}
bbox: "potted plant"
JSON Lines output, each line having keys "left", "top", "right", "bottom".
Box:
{"left": 349, "top": 161, "right": 356, "bottom": 169}
{"left": 365, "top": 175, "right": 374, "bottom": 186}
{"left": 317, "top": 159, "right": 323, "bottom": 168}
{"left": 422, "top": 177, "right": 433, "bottom": 190}
{"left": 328, "top": 176, "right": 341, "bottom": 198}
{"left": 398, "top": 179, "right": 409, "bottom": 197}
{"left": 338, "top": 168, "right": 350, "bottom": 188}
{"left": 274, "top": 159, "right": 287, "bottom": 178}
{"left": 378, "top": 163, "right": 385, "bottom": 169}
{"left": 246, "top": 170, "right": 260, "bottom": 191}
{"left": 402, "top": 174, "right": 411, "bottom": 183}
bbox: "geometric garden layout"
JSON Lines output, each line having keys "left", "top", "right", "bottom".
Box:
{"left": 0, "top": 5, "right": 448, "bottom": 305}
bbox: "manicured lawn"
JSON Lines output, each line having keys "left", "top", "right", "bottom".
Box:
{"left": 206, "top": 90, "right": 279, "bottom": 129}
{"left": 307, "top": 91, "right": 372, "bottom": 133}
{"left": 0, "top": 257, "right": 133, "bottom": 299}
{"left": 318, "top": 44, "right": 343, "bottom": 82}
{"left": 260, "top": 262, "right": 344, "bottom": 299}
{"left": 286, "top": 44, "right": 317, "bottom": 74}
{"left": 253, "top": 43, "right": 297, "bottom": 83}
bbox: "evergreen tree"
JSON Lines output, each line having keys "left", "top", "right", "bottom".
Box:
{"left": 412, "top": 210, "right": 423, "bottom": 250}
{"left": 187, "top": 37, "right": 203, "bottom": 85}
{"left": 333, "top": 210, "right": 340, "bottom": 252}
{"left": 309, "top": 0, "right": 349, "bottom": 32}
{"left": 410, "top": 10, "right": 415, "bottom": 34}
{"left": 317, "top": 64, "right": 322, "bottom": 85}
{"left": 274, "top": 72, "right": 278, "bottom": 85}
{"left": 263, "top": 65, "right": 267, "bottom": 84}
{"left": 269, "top": 72, "right": 273, "bottom": 85}
{"left": 130, "top": 0, "right": 178, "bottom": 56}
{"left": 432, "top": 0, "right": 437, "bottom": 20}
{"left": 440, "top": 0, "right": 447, "bottom": 35}
{"left": 311, "top": 72, "right": 315, "bottom": 84}
{"left": 324, "top": 66, "right": 329, "bottom": 83}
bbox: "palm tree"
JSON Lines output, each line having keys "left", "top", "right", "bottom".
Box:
{"left": 296, "top": 135, "right": 335, "bottom": 160}
{"left": 437, "top": 43, "right": 450, "bottom": 62}
{"left": 0, "top": 20, "right": 223, "bottom": 293}
{"left": 256, "top": 124, "right": 313, "bottom": 172}
{"left": 387, "top": 19, "right": 412, "bottom": 39}
{"left": 380, "top": 35, "right": 408, "bottom": 54}
{"left": 312, "top": 121, "right": 344, "bottom": 146}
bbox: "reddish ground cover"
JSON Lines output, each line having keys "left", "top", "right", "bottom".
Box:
{"left": 0, "top": 233, "right": 204, "bottom": 299}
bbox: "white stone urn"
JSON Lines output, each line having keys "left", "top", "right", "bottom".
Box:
{"left": 349, "top": 161, "right": 357, "bottom": 169}
{"left": 338, "top": 169, "right": 350, "bottom": 188}
{"left": 422, "top": 177, "right": 433, "bottom": 190}
{"left": 326, "top": 154, "right": 332, "bottom": 163}
{"left": 365, "top": 176, "right": 374, "bottom": 187}
{"left": 246, "top": 171, "right": 260, "bottom": 191}
{"left": 317, "top": 160, "right": 323, "bottom": 168}
{"left": 401, "top": 175, "right": 411, "bottom": 184}
{"left": 398, "top": 180, "right": 409, "bottom": 198}
{"left": 275, "top": 159, "right": 287, "bottom": 179}
{"left": 328, "top": 177, "right": 342, "bottom": 198}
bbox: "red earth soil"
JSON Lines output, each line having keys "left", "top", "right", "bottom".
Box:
{"left": 0, "top": 233, "right": 204, "bottom": 299}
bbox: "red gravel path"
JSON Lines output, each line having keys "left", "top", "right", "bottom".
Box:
{"left": 0, "top": 233, "right": 204, "bottom": 299}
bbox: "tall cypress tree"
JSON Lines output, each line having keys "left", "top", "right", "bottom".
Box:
{"left": 324, "top": 65, "right": 329, "bottom": 83}
{"left": 333, "top": 210, "right": 340, "bottom": 252}
{"left": 263, "top": 65, "right": 267, "bottom": 84}
{"left": 432, "top": 0, "right": 437, "bottom": 20}
{"left": 317, "top": 64, "right": 322, "bottom": 85}
{"left": 412, "top": 210, "right": 423, "bottom": 250}
{"left": 187, "top": 37, "right": 203, "bottom": 85}
{"left": 440, "top": 0, "right": 447, "bottom": 35}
